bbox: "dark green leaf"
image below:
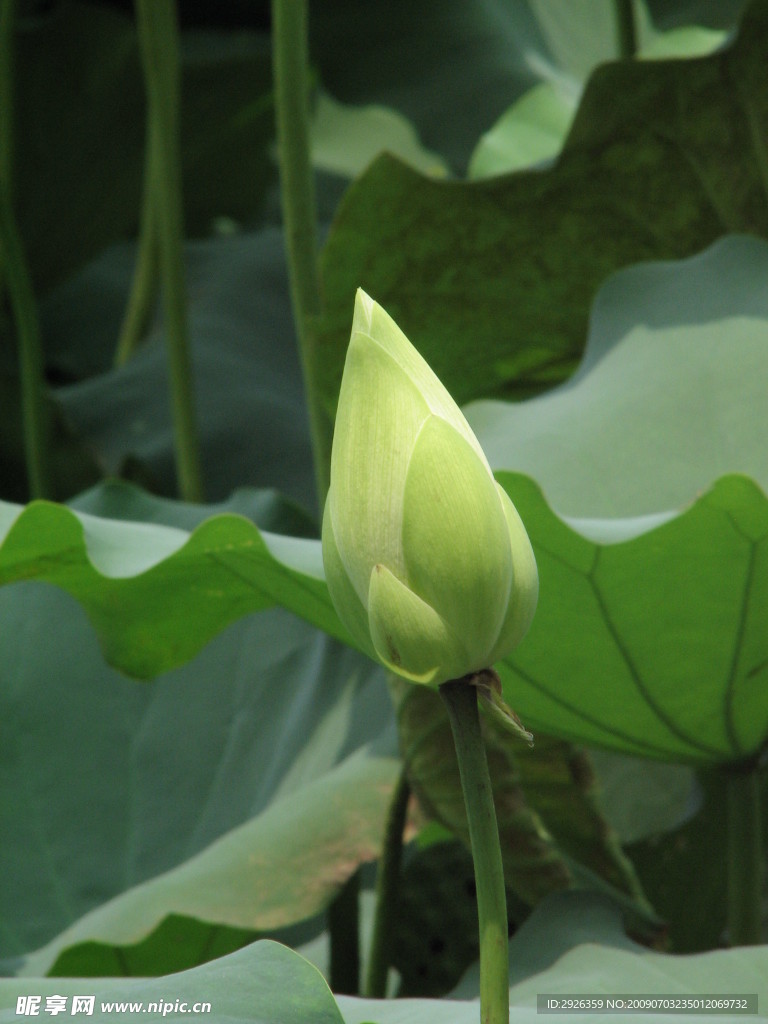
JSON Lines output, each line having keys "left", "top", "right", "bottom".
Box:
{"left": 48, "top": 235, "right": 315, "bottom": 511}
{"left": 316, "top": 2, "right": 768, "bottom": 432}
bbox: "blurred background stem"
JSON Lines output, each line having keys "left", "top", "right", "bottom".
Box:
{"left": 135, "top": 0, "right": 203, "bottom": 503}
{"left": 272, "top": 0, "right": 330, "bottom": 514}
{"left": 272, "top": 0, "right": 360, "bottom": 985}
{"left": 614, "top": 0, "right": 637, "bottom": 59}
{"left": 364, "top": 770, "right": 410, "bottom": 998}
{"left": 0, "top": 0, "right": 13, "bottom": 248}
{"left": 726, "top": 763, "right": 764, "bottom": 945}
{"left": 328, "top": 869, "right": 360, "bottom": 995}
{"left": 0, "top": 0, "right": 51, "bottom": 499}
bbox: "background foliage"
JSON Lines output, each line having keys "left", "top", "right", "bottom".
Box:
{"left": 1, "top": 0, "right": 767, "bottom": 1020}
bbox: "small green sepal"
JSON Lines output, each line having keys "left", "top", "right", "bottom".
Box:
{"left": 472, "top": 668, "right": 535, "bottom": 747}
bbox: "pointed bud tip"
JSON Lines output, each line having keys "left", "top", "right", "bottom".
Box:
{"left": 353, "top": 288, "right": 375, "bottom": 334}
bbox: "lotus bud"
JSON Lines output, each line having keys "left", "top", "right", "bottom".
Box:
{"left": 322, "top": 289, "right": 538, "bottom": 688}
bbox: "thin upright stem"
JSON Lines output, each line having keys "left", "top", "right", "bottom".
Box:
{"left": 726, "top": 762, "right": 764, "bottom": 946}
{"left": 114, "top": 117, "right": 160, "bottom": 367}
{"left": 135, "top": 0, "right": 203, "bottom": 502}
{"left": 0, "top": 0, "right": 15, "bottom": 205}
{"left": 271, "top": 0, "right": 330, "bottom": 513}
{"left": 0, "top": 0, "right": 51, "bottom": 499}
{"left": 440, "top": 678, "right": 509, "bottom": 1024}
{"left": 364, "top": 769, "right": 411, "bottom": 998}
{"left": 0, "top": 201, "right": 51, "bottom": 499}
{"left": 614, "top": 0, "right": 637, "bottom": 60}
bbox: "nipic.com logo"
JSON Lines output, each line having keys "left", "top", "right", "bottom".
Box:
{"left": 15, "top": 996, "right": 212, "bottom": 1016}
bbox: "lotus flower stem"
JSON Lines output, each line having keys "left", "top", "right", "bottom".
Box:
{"left": 364, "top": 769, "right": 411, "bottom": 998}
{"left": 135, "top": 0, "right": 203, "bottom": 503}
{"left": 272, "top": 0, "right": 330, "bottom": 511}
{"left": 440, "top": 677, "right": 509, "bottom": 1024}
{"left": 0, "top": 0, "right": 51, "bottom": 499}
{"left": 726, "top": 762, "right": 764, "bottom": 945}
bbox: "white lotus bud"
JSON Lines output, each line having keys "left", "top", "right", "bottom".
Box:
{"left": 322, "top": 289, "right": 538, "bottom": 687}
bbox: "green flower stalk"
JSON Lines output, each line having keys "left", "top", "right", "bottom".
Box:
{"left": 324, "top": 290, "right": 537, "bottom": 1021}
{"left": 322, "top": 289, "right": 538, "bottom": 688}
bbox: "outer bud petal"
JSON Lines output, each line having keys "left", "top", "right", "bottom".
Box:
{"left": 487, "top": 484, "right": 539, "bottom": 663}
{"left": 367, "top": 564, "right": 468, "bottom": 683}
{"left": 400, "top": 415, "right": 511, "bottom": 662}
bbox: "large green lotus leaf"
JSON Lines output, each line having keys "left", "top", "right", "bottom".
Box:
{"left": 0, "top": 486, "right": 346, "bottom": 679}
{"left": 0, "top": 941, "right": 344, "bottom": 1024}
{"left": 528, "top": 0, "right": 735, "bottom": 78}
{"left": 0, "top": 482, "right": 396, "bottom": 966}
{"left": 2, "top": 473, "right": 766, "bottom": 770}
{"left": 316, "top": 0, "right": 768, "bottom": 424}
{"left": 309, "top": 0, "right": 544, "bottom": 175}
{"left": 71, "top": 476, "right": 316, "bottom": 539}
{"left": 13, "top": 2, "right": 275, "bottom": 293}
{"left": 588, "top": 750, "right": 699, "bottom": 846}
{"left": 310, "top": 92, "right": 448, "bottom": 180}
{"left": 5, "top": 927, "right": 768, "bottom": 1024}
{"left": 45, "top": 915, "right": 257, "bottom": 979}
{"left": 336, "top": 892, "right": 768, "bottom": 1023}
{"left": 452, "top": 892, "right": 641, "bottom": 999}
{"left": 501, "top": 939, "right": 768, "bottom": 1024}
{"left": 469, "top": 3, "right": 731, "bottom": 178}
{"left": 2, "top": 579, "right": 395, "bottom": 966}
{"left": 640, "top": 0, "right": 746, "bottom": 32}
{"left": 6, "top": 900, "right": 765, "bottom": 1024}
{"left": 629, "top": 766, "right": 768, "bottom": 953}
{"left": 496, "top": 472, "right": 768, "bottom": 765}
{"left": 469, "top": 81, "right": 579, "bottom": 179}
{"left": 19, "top": 745, "right": 396, "bottom": 977}
{"left": 466, "top": 235, "right": 768, "bottom": 518}
{"left": 309, "top": 0, "right": 746, "bottom": 175}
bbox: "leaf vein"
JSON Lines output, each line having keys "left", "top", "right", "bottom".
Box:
{"left": 587, "top": 550, "right": 723, "bottom": 759}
